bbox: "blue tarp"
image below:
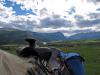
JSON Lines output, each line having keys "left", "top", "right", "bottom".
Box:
{"left": 60, "top": 52, "right": 85, "bottom": 75}
{"left": 60, "top": 52, "right": 80, "bottom": 59}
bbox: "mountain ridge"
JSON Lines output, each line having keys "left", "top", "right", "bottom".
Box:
{"left": 67, "top": 31, "right": 100, "bottom": 40}
{"left": 0, "top": 28, "right": 100, "bottom": 44}
{"left": 0, "top": 28, "right": 66, "bottom": 44}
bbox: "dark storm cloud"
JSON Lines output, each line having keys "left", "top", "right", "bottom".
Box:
{"left": 76, "top": 19, "right": 100, "bottom": 27}
{"left": 40, "top": 17, "right": 72, "bottom": 28}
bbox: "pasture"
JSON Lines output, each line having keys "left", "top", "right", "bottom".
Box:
{"left": 0, "top": 40, "right": 100, "bottom": 75}
{"left": 48, "top": 40, "right": 100, "bottom": 75}
{"left": 58, "top": 45, "right": 100, "bottom": 75}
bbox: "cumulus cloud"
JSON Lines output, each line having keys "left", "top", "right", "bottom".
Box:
{"left": 96, "top": 8, "right": 100, "bottom": 11}
{"left": 0, "top": 3, "right": 15, "bottom": 18}
{"left": 11, "top": 20, "right": 39, "bottom": 31}
{"left": 76, "top": 19, "right": 100, "bottom": 27}
{"left": 95, "top": 25, "right": 100, "bottom": 31}
{"left": 33, "top": 26, "right": 95, "bottom": 36}
{"left": 74, "top": 15, "right": 84, "bottom": 21}
{"left": 88, "top": 13, "right": 100, "bottom": 19}
{"left": 87, "top": 0, "right": 100, "bottom": 3}
{"left": 39, "top": 8, "right": 48, "bottom": 16}
{"left": 66, "top": 6, "right": 76, "bottom": 15}
{"left": 0, "top": 19, "right": 40, "bottom": 31}
{"left": 33, "top": 27, "right": 73, "bottom": 34}
{"left": 0, "top": 0, "right": 100, "bottom": 36}
{"left": 40, "top": 17, "right": 72, "bottom": 28}
{"left": 71, "top": 29, "right": 93, "bottom": 33}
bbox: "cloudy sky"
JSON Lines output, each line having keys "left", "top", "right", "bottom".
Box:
{"left": 0, "top": 0, "right": 100, "bottom": 36}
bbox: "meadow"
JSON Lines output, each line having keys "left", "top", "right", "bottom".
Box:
{"left": 0, "top": 40, "right": 100, "bottom": 75}
{"left": 48, "top": 40, "right": 100, "bottom": 75}
{"left": 58, "top": 45, "right": 100, "bottom": 75}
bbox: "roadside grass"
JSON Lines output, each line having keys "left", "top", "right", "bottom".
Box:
{"left": 0, "top": 45, "right": 19, "bottom": 54}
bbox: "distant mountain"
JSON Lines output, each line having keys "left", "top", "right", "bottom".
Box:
{"left": 0, "top": 28, "right": 66, "bottom": 44}
{"left": 67, "top": 32, "right": 100, "bottom": 40}
{"left": 35, "top": 32, "right": 66, "bottom": 41}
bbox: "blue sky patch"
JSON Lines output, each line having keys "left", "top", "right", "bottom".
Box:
{"left": 3, "top": 0, "right": 36, "bottom": 16}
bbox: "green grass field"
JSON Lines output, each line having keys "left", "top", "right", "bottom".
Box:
{"left": 49, "top": 39, "right": 100, "bottom": 75}
{"left": 0, "top": 40, "right": 100, "bottom": 75}
{"left": 58, "top": 45, "right": 100, "bottom": 75}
